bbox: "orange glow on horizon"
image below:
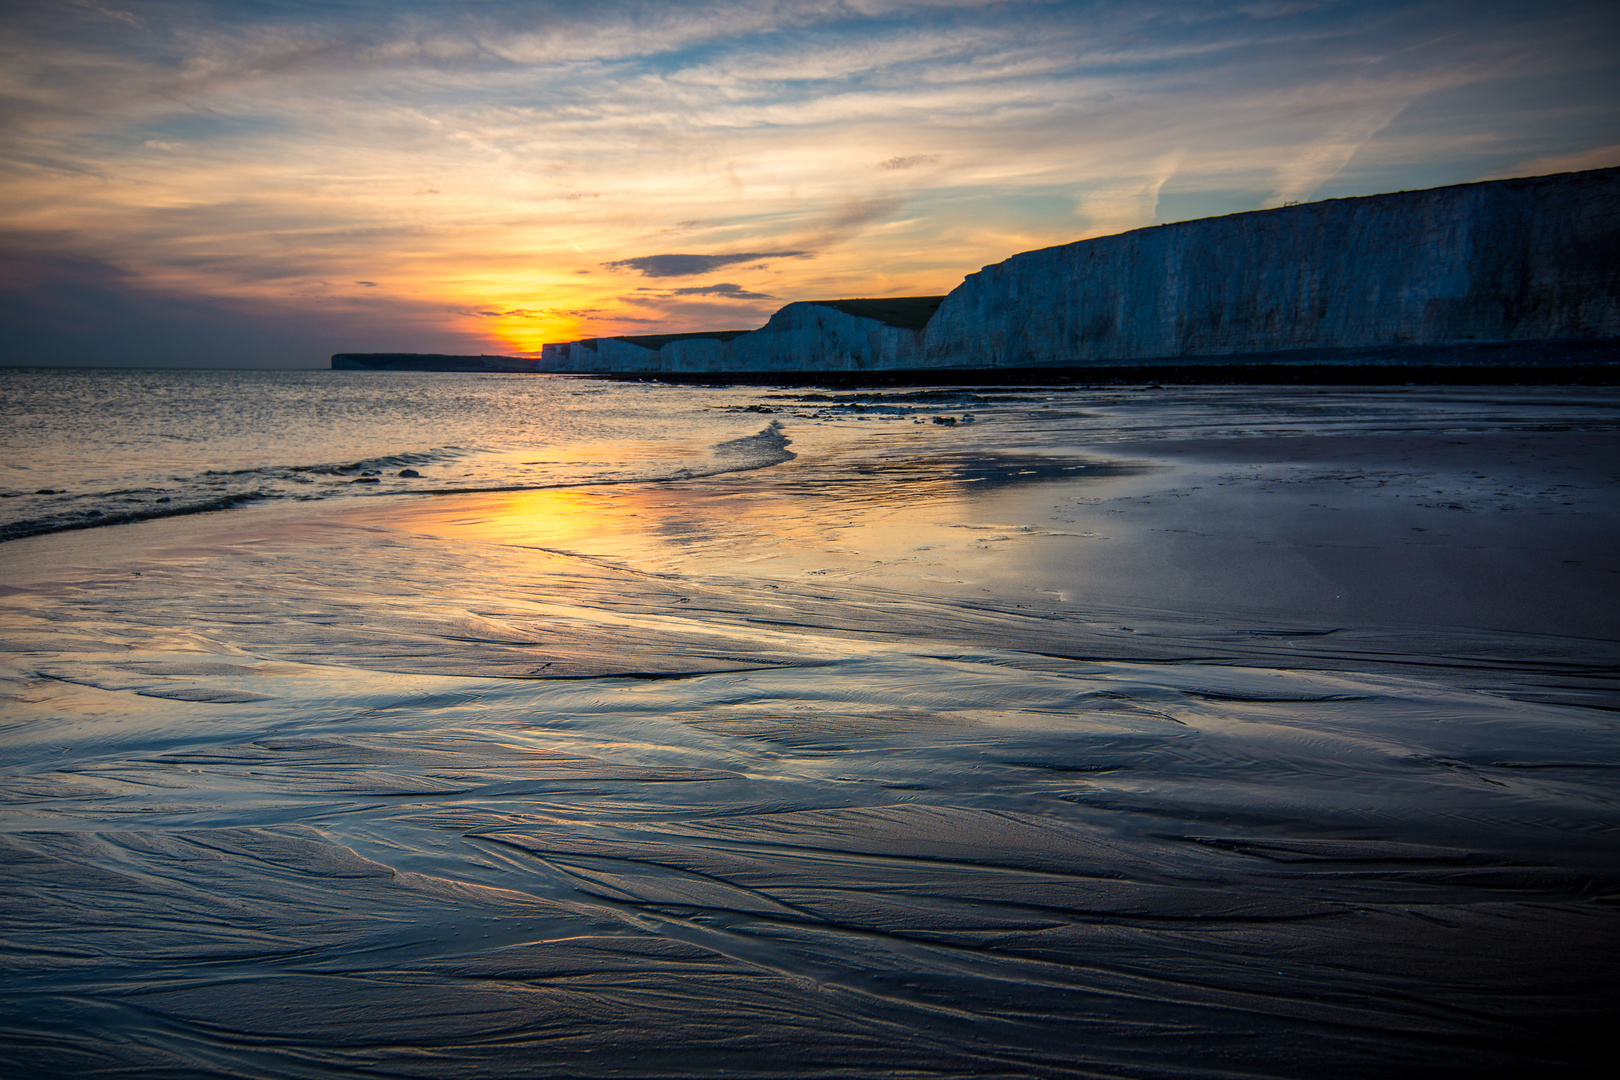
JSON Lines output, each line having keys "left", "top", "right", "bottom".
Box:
{"left": 477, "top": 313, "right": 586, "bottom": 356}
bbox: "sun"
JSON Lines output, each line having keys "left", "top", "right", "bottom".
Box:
{"left": 477, "top": 312, "right": 587, "bottom": 356}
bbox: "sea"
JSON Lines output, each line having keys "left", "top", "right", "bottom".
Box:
{"left": 2, "top": 366, "right": 1617, "bottom": 1077}
{"left": 0, "top": 368, "right": 812, "bottom": 543}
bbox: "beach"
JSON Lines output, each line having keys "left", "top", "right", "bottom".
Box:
{"left": 2, "top": 373, "right": 1617, "bottom": 1077}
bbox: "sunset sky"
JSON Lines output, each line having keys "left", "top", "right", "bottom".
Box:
{"left": 3, "top": 0, "right": 1617, "bottom": 367}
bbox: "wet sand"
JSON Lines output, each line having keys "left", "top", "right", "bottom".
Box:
{"left": 2, "top": 386, "right": 1617, "bottom": 1077}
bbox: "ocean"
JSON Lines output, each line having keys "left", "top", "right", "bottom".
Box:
{"left": 0, "top": 368, "right": 807, "bottom": 543}
{"left": 2, "top": 368, "right": 1617, "bottom": 1077}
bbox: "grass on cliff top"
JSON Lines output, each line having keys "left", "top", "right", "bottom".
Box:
{"left": 809, "top": 296, "right": 946, "bottom": 330}
{"left": 603, "top": 295, "right": 946, "bottom": 349}
{"left": 601, "top": 329, "right": 752, "bottom": 349}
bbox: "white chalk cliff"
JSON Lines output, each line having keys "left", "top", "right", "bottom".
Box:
{"left": 539, "top": 168, "right": 1620, "bottom": 374}
{"left": 540, "top": 301, "right": 930, "bottom": 373}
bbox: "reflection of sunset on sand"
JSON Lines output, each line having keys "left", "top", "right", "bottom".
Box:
{"left": 369, "top": 396, "right": 1620, "bottom": 639}
{"left": 367, "top": 441, "right": 1150, "bottom": 585}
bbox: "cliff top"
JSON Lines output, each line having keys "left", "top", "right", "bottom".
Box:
{"left": 806, "top": 296, "right": 946, "bottom": 331}
{"left": 606, "top": 329, "right": 751, "bottom": 350}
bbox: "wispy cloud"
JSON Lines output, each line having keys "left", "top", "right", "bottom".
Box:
{"left": 605, "top": 251, "right": 812, "bottom": 277}
{"left": 668, "top": 282, "right": 774, "bottom": 299}
{"left": 879, "top": 154, "right": 940, "bottom": 170}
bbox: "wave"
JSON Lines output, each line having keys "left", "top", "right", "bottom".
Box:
{"left": 0, "top": 425, "right": 795, "bottom": 545}
{"left": 705, "top": 420, "right": 796, "bottom": 468}
{"left": 200, "top": 449, "right": 451, "bottom": 479}
{"left": 0, "top": 447, "right": 470, "bottom": 545}
{"left": 0, "top": 491, "right": 280, "bottom": 545}
{"left": 351, "top": 423, "right": 796, "bottom": 496}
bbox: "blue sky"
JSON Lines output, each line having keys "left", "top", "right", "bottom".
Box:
{"left": 2, "top": 0, "right": 1617, "bottom": 365}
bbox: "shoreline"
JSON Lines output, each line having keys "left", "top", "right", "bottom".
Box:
{"left": 333, "top": 339, "right": 1620, "bottom": 385}
{"left": 6, "top": 384, "right": 1619, "bottom": 644}
{"left": 11, "top": 389, "right": 1614, "bottom": 647}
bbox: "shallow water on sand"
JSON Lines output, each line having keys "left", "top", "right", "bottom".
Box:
{"left": 2, "top": 377, "right": 1618, "bottom": 1077}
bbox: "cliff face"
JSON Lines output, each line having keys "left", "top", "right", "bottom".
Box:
{"left": 921, "top": 168, "right": 1619, "bottom": 368}
{"left": 540, "top": 301, "right": 927, "bottom": 373}
{"left": 532, "top": 167, "right": 1619, "bottom": 374}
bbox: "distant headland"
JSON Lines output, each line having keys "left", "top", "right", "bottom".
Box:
{"left": 334, "top": 167, "right": 1619, "bottom": 382}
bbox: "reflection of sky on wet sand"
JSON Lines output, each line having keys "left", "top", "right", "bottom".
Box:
{"left": 365, "top": 450, "right": 1155, "bottom": 587}
{"left": 362, "top": 420, "right": 1620, "bottom": 640}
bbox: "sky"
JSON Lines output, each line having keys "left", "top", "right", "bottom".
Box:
{"left": 2, "top": 0, "right": 1617, "bottom": 368}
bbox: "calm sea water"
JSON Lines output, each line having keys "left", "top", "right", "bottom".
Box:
{"left": 0, "top": 368, "right": 816, "bottom": 542}
{"left": 2, "top": 369, "right": 1617, "bottom": 1077}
